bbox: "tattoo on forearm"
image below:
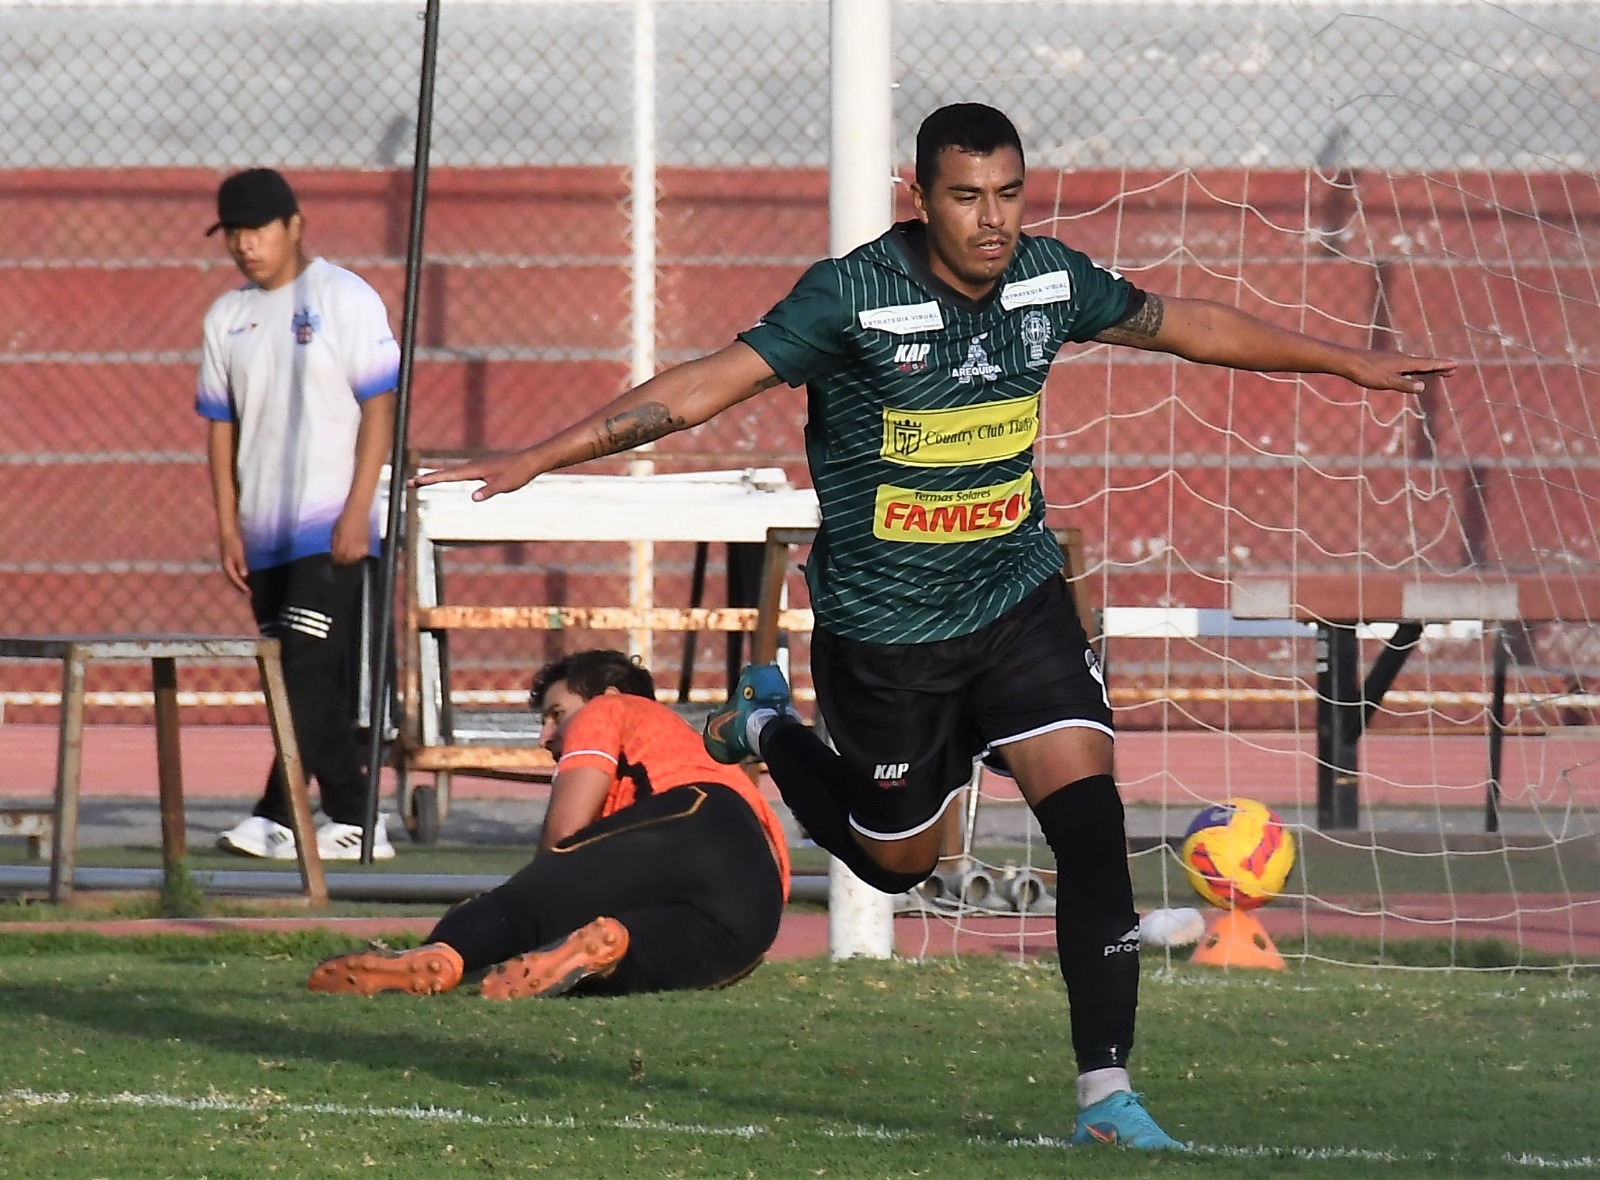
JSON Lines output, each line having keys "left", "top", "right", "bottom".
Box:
{"left": 1094, "top": 293, "right": 1165, "bottom": 345}
{"left": 598, "top": 401, "right": 686, "bottom": 454}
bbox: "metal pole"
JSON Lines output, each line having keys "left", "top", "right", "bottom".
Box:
{"left": 363, "top": 0, "right": 443, "bottom": 863}
{"left": 1486, "top": 625, "right": 1509, "bottom": 833}
{"left": 1316, "top": 623, "right": 1362, "bottom": 831}
{"left": 627, "top": 0, "right": 659, "bottom": 666}
{"left": 827, "top": 0, "right": 895, "bottom": 962}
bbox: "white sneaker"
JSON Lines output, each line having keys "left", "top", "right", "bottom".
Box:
{"left": 316, "top": 818, "right": 396, "bottom": 861}
{"left": 217, "top": 815, "right": 298, "bottom": 860}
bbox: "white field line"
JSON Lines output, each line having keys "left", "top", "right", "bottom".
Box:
{"left": 2, "top": 0, "right": 1581, "bottom": 7}
{"left": 1012, "top": 1135, "right": 1599, "bottom": 1169}
{"left": 4, "top": 1089, "right": 1595, "bottom": 1170}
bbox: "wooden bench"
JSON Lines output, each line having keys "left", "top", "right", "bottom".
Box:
{"left": 394, "top": 465, "right": 821, "bottom": 837}
{"left": 0, "top": 635, "right": 327, "bottom": 905}
{"left": 0, "top": 806, "right": 53, "bottom": 860}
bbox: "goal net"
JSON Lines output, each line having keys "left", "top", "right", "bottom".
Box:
{"left": 893, "top": 0, "right": 1600, "bottom": 969}
{"left": 4, "top": 0, "right": 1593, "bottom": 966}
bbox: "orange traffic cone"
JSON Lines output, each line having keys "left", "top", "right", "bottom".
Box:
{"left": 1190, "top": 908, "right": 1285, "bottom": 970}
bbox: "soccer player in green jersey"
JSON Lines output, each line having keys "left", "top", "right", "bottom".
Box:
{"left": 416, "top": 104, "right": 1454, "bottom": 1150}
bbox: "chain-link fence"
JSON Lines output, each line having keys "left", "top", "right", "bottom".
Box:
{"left": 3, "top": 0, "right": 1596, "bottom": 728}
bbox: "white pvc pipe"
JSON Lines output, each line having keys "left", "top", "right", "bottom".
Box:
{"left": 628, "top": 0, "right": 658, "bottom": 664}
{"left": 828, "top": 0, "right": 894, "bottom": 257}
{"left": 827, "top": 0, "right": 895, "bottom": 962}
{"left": 1002, "top": 868, "right": 1053, "bottom": 914}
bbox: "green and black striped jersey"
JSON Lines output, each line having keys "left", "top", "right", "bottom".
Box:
{"left": 739, "top": 221, "right": 1139, "bottom": 644}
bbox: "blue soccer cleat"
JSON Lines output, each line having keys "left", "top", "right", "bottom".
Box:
{"left": 703, "top": 663, "right": 795, "bottom": 764}
{"left": 1069, "top": 1091, "right": 1185, "bottom": 1151}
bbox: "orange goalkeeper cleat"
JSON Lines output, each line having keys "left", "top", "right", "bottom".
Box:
{"left": 307, "top": 942, "right": 465, "bottom": 996}
{"left": 480, "top": 916, "right": 629, "bottom": 1001}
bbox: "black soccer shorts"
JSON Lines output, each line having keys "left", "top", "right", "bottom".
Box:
{"left": 810, "top": 573, "right": 1113, "bottom": 840}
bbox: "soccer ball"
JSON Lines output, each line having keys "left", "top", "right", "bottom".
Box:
{"left": 1179, "top": 798, "right": 1295, "bottom": 910}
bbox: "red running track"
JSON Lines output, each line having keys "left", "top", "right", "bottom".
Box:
{"left": 4, "top": 724, "right": 1598, "bottom": 812}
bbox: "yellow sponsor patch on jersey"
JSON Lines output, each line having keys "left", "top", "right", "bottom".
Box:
{"left": 873, "top": 472, "right": 1033, "bottom": 543}
{"left": 880, "top": 394, "right": 1040, "bottom": 468}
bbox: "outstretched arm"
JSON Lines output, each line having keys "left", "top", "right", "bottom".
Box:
{"left": 413, "top": 341, "right": 783, "bottom": 500}
{"left": 1094, "top": 293, "right": 1455, "bottom": 393}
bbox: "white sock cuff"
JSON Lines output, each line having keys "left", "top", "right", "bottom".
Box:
{"left": 1076, "top": 1067, "right": 1132, "bottom": 1110}
{"left": 746, "top": 707, "right": 778, "bottom": 758}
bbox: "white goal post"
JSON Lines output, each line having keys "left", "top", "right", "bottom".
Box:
{"left": 827, "top": 0, "right": 897, "bottom": 962}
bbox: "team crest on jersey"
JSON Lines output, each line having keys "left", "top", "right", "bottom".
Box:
{"left": 291, "top": 307, "right": 321, "bottom": 345}
{"left": 893, "top": 342, "right": 931, "bottom": 373}
{"left": 952, "top": 335, "right": 1001, "bottom": 384}
{"left": 1021, "top": 310, "right": 1052, "bottom": 367}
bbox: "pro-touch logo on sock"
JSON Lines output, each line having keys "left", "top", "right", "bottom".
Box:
{"left": 1103, "top": 925, "right": 1141, "bottom": 957}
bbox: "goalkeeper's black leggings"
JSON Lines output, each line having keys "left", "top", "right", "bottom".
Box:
{"left": 429, "top": 783, "right": 785, "bottom": 994}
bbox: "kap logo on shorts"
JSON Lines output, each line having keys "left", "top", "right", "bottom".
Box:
{"left": 873, "top": 472, "right": 1033, "bottom": 543}
{"left": 879, "top": 394, "right": 1039, "bottom": 468}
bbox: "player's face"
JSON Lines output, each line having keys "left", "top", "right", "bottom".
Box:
{"left": 537, "top": 680, "right": 589, "bottom": 759}
{"left": 224, "top": 213, "right": 304, "bottom": 291}
{"left": 911, "top": 145, "right": 1026, "bottom": 300}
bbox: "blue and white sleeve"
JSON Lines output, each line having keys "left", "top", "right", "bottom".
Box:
{"left": 340, "top": 278, "right": 401, "bottom": 402}
{"left": 194, "top": 311, "right": 236, "bottom": 422}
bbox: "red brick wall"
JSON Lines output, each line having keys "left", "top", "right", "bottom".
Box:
{"left": 5, "top": 166, "right": 1596, "bottom": 726}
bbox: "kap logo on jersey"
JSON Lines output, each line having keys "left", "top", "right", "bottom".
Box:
{"left": 879, "top": 394, "right": 1039, "bottom": 468}
{"left": 873, "top": 472, "right": 1033, "bottom": 543}
{"left": 893, "top": 342, "right": 931, "bottom": 372}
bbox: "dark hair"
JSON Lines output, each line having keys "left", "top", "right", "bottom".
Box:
{"left": 530, "top": 649, "right": 655, "bottom": 710}
{"left": 914, "top": 103, "right": 1025, "bottom": 192}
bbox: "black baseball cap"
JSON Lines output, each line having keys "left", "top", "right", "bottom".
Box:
{"left": 206, "top": 168, "right": 299, "bottom": 236}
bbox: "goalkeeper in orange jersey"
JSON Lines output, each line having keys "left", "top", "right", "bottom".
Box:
{"left": 411, "top": 103, "right": 1453, "bottom": 1147}
{"left": 308, "top": 649, "right": 790, "bottom": 1000}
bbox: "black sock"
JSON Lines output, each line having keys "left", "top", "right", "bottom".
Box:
{"left": 761, "top": 717, "right": 930, "bottom": 895}
{"left": 1034, "top": 775, "right": 1139, "bottom": 1074}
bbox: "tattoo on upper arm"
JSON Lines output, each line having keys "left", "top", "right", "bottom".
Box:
{"left": 598, "top": 401, "right": 687, "bottom": 454}
{"left": 1094, "top": 293, "right": 1165, "bottom": 346}
{"left": 752, "top": 372, "right": 784, "bottom": 393}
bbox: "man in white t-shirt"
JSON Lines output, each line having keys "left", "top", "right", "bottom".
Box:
{"left": 197, "top": 168, "right": 401, "bottom": 860}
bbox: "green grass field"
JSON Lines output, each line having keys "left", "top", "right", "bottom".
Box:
{"left": 2, "top": 930, "right": 1595, "bottom": 1178}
